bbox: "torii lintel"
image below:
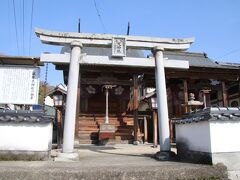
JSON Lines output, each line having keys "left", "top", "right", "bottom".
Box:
{"left": 35, "top": 28, "right": 195, "bottom": 51}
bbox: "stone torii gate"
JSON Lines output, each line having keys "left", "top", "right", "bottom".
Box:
{"left": 35, "top": 28, "right": 194, "bottom": 159}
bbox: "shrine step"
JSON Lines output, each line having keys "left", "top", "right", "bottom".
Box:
{"left": 79, "top": 139, "right": 98, "bottom": 144}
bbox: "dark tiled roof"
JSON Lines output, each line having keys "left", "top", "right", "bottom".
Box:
{"left": 173, "top": 107, "right": 240, "bottom": 124}
{"left": 0, "top": 110, "right": 55, "bottom": 123}
{"left": 163, "top": 51, "right": 240, "bottom": 70}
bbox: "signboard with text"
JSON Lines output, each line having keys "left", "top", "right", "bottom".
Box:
{"left": 0, "top": 66, "right": 40, "bottom": 104}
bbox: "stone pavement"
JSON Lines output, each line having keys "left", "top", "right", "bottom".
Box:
{"left": 0, "top": 144, "right": 228, "bottom": 180}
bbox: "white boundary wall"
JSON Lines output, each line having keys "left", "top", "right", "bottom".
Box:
{"left": 176, "top": 121, "right": 240, "bottom": 153}
{"left": 0, "top": 122, "right": 52, "bottom": 151}
{"left": 176, "top": 121, "right": 212, "bottom": 152}
{"left": 210, "top": 121, "right": 240, "bottom": 153}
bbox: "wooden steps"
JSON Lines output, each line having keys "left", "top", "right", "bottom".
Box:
{"left": 77, "top": 115, "right": 134, "bottom": 144}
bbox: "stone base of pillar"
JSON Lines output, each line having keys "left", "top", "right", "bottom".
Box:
{"left": 55, "top": 151, "right": 79, "bottom": 162}
{"left": 154, "top": 151, "right": 176, "bottom": 161}
{"left": 133, "top": 140, "right": 140, "bottom": 145}
{"left": 152, "top": 144, "right": 158, "bottom": 148}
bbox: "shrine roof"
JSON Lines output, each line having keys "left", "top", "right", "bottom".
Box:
{"left": 0, "top": 110, "right": 54, "bottom": 123}
{"left": 173, "top": 107, "right": 240, "bottom": 124}
{"left": 46, "top": 83, "right": 67, "bottom": 97}
{"left": 163, "top": 51, "right": 240, "bottom": 70}
{"left": 60, "top": 47, "right": 239, "bottom": 70}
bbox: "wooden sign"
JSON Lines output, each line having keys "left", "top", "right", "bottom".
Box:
{"left": 0, "top": 66, "right": 40, "bottom": 104}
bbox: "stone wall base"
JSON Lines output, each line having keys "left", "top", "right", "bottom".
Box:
{"left": 177, "top": 148, "right": 212, "bottom": 164}
{"left": 177, "top": 148, "right": 240, "bottom": 171}
{"left": 0, "top": 150, "right": 50, "bottom": 161}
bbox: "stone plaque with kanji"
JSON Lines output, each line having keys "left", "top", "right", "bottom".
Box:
{"left": 112, "top": 37, "right": 126, "bottom": 57}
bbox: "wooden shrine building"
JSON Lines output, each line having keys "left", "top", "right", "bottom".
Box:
{"left": 55, "top": 48, "right": 240, "bottom": 145}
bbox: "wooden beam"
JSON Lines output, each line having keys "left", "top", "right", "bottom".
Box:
{"left": 166, "top": 71, "right": 239, "bottom": 81}
{"left": 222, "top": 81, "right": 228, "bottom": 107}
{"left": 81, "top": 78, "right": 131, "bottom": 86}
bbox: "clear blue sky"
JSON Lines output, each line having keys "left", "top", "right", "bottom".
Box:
{"left": 1, "top": 0, "right": 240, "bottom": 85}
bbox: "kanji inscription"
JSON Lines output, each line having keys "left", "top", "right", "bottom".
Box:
{"left": 112, "top": 37, "right": 126, "bottom": 57}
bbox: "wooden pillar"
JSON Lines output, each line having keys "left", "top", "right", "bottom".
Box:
{"left": 222, "top": 81, "right": 228, "bottom": 107}
{"left": 143, "top": 116, "right": 148, "bottom": 143}
{"left": 201, "top": 90, "right": 211, "bottom": 108}
{"left": 153, "top": 110, "right": 158, "bottom": 147}
{"left": 183, "top": 80, "right": 188, "bottom": 113}
{"left": 57, "top": 107, "right": 63, "bottom": 148}
{"left": 75, "top": 73, "right": 81, "bottom": 140}
{"left": 238, "top": 80, "right": 240, "bottom": 105}
{"left": 133, "top": 74, "right": 139, "bottom": 143}
{"left": 169, "top": 119, "right": 174, "bottom": 143}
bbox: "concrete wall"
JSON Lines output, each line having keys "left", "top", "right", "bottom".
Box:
{"left": 210, "top": 121, "right": 240, "bottom": 153}
{"left": 45, "top": 96, "right": 54, "bottom": 107}
{"left": 176, "top": 120, "right": 240, "bottom": 170}
{"left": 0, "top": 122, "right": 52, "bottom": 151}
{"left": 176, "top": 121, "right": 211, "bottom": 153}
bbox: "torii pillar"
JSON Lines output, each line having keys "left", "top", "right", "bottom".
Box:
{"left": 62, "top": 41, "right": 82, "bottom": 153}
{"left": 153, "top": 47, "right": 173, "bottom": 160}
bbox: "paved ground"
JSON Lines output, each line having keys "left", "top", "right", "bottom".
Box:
{"left": 0, "top": 144, "right": 228, "bottom": 180}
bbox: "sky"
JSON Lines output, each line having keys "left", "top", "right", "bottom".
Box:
{"left": 1, "top": 0, "right": 240, "bottom": 85}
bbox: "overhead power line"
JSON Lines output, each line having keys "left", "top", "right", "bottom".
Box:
{"left": 28, "top": 0, "right": 35, "bottom": 55}
{"left": 93, "top": 0, "right": 107, "bottom": 33}
{"left": 12, "top": 0, "right": 20, "bottom": 55}
{"left": 220, "top": 48, "right": 240, "bottom": 59}
{"left": 22, "top": 0, "right": 25, "bottom": 55}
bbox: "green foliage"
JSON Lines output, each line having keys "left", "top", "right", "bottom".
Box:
{"left": 38, "top": 81, "right": 54, "bottom": 105}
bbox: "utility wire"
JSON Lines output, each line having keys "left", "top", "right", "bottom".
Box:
{"left": 93, "top": 0, "right": 107, "bottom": 33}
{"left": 12, "top": 0, "right": 20, "bottom": 55}
{"left": 28, "top": 0, "right": 35, "bottom": 55}
{"left": 219, "top": 48, "right": 240, "bottom": 59}
{"left": 7, "top": 0, "right": 13, "bottom": 52}
{"left": 22, "top": 0, "right": 25, "bottom": 55}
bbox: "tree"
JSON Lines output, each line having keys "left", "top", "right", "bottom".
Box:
{"left": 38, "top": 81, "right": 54, "bottom": 104}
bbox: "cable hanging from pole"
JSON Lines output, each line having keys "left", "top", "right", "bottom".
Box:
{"left": 22, "top": 0, "right": 25, "bottom": 55}
{"left": 12, "top": 0, "right": 20, "bottom": 55}
{"left": 28, "top": 0, "right": 35, "bottom": 55}
{"left": 93, "top": 0, "right": 107, "bottom": 33}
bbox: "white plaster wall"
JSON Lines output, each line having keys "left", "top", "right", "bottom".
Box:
{"left": 45, "top": 96, "right": 54, "bottom": 107}
{"left": 210, "top": 121, "right": 240, "bottom": 153}
{"left": 176, "top": 121, "right": 211, "bottom": 152}
{"left": 0, "top": 122, "right": 52, "bottom": 151}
